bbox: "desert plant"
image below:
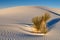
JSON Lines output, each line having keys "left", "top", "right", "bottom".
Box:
{"left": 32, "top": 13, "right": 50, "bottom": 33}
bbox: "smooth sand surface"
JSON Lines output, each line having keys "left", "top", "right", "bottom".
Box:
{"left": 0, "top": 6, "right": 60, "bottom": 24}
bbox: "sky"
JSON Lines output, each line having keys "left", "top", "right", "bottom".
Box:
{"left": 0, "top": 0, "right": 60, "bottom": 8}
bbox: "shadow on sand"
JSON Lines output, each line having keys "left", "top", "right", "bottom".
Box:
{"left": 47, "top": 18, "right": 60, "bottom": 31}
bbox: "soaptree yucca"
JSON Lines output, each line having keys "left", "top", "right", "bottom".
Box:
{"left": 32, "top": 13, "right": 50, "bottom": 33}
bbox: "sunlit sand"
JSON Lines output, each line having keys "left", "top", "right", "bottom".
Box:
{"left": 0, "top": 6, "right": 60, "bottom": 40}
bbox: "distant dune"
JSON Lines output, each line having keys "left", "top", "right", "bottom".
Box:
{"left": 48, "top": 8, "right": 60, "bottom": 14}
{"left": 0, "top": 6, "right": 60, "bottom": 24}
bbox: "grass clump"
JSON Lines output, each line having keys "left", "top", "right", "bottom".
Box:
{"left": 32, "top": 13, "right": 50, "bottom": 34}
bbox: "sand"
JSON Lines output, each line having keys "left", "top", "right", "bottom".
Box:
{"left": 0, "top": 6, "right": 60, "bottom": 40}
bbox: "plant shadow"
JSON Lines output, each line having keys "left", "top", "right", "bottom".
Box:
{"left": 47, "top": 18, "right": 60, "bottom": 31}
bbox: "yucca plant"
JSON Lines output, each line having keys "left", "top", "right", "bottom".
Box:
{"left": 32, "top": 13, "right": 50, "bottom": 34}
{"left": 32, "top": 16, "right": 42, "bottom": 32}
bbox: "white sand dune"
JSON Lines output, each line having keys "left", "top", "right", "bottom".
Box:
{"left": 0, "top": 6, "right": 60, "bottom": 40}
{"left": 0, "top": 6, "right": 60, "bottom": 24}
